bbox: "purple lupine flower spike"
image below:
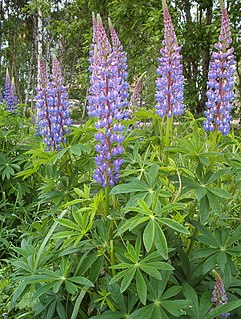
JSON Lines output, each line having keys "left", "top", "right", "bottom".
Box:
{"left": 88, "top": 14, "right": 128, "bottom": 188}
{"left": 50, "top": 55, "right": 72, "bottom": 150}
{"left": 4, "top": 69, "right": 18, "bottom": 113}
{"left": 35, "top": 56, "right": 71, "bottom": 151}
{"left": 35, "top": 57, "right": 52, "bottom": 150}
{"left": 204, "top": 0, "right": 235, "bottom": 135}
{"left": 211, "top": 270, "right": 230, "bottom": 318}
{"left": 155, "top": 0, "right": 185, "bottom": 118}
{"left": 109, "top": 18, "right": 130, "bottom": 118}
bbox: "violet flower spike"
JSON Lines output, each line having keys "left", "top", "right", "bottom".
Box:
{"left": 155, "top": 0, "right": 185, "bottom": 118}
{"left": 35, "top": 56, "right": 71, "bottom": 151}
{"left": 210, "top": 270, "right": 230, "bottom": 318}
{"left": 4, "top": 69, "right": 18, "bottom": 113}
{"left": 203, "top": 0, "right": 235, "bottom": 135}
{"left": 88, "top": 14, "right": 128, "bottom": 188}
{"left": 50, "top": 55, "right": 72, "bottom": 149}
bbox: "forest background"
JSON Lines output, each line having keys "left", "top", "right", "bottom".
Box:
{"left": 0, "top": 0, "right": 241, "bottom": 115}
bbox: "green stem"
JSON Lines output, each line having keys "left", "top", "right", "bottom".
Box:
{"left": 109, "top": 240, "right": 116, "bottom": 276}
{"left": 105, "top": 184, "right": 110, "bottom": 216}
{"left": 186, "top": 228, "right": 198, "bottom": 255}
{"left": 209, "top": 130, "right": 219, "bottom": 151}
{"left": 164, "top": 115, "right": 173, "bottom": 163}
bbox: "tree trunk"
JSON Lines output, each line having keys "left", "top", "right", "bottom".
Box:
{"left": 196, "top": 0, "right": 213, "bottom": 114}
{"left": 37, "top": 8, "right": 43, "bottom": 78}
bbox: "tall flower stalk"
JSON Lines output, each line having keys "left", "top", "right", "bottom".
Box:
{"left": 35, "top": 56, "right": 72, "bottom": 151}
{"left": 88, "top": 14, "right": 129, "bottom": 189}
{"left": 155, "top": 0, "right": 185, "bottom": 119}
{"left": 211, "top": 270, "right": 230, "bottom": 318}
{"left": 204, "top": 0, "right": 235, "bottom": 136}
{"left": 4, "top": 69, "right": 18, "bottom": 113}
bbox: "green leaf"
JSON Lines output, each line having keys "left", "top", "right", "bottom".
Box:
{"left": 216, "top": 252, "right": 227, "bottom": 273}
{"left": 202, "top": 253, "right": 218, "bottom": 274}
{"left": 158, "top": 202, "right": 185, "bottom": 215}
{"left": 120, "top": 267, "right": 136, "bottom": 292}
{"left": 55, "top": 218, "right": 81, "bottom": 231}
{"left": 70, "top": 288, "right": 87, "bottom": 319}
{"left": 139, "top": 264, "right": 162, "bottom": 280}
{"left": 207, "top": 190, "right": 221, "bottom": 214}
{"left": 136, "top": 269, "right": 147, "bottom": 305}
{"left": 196, "top": 186, "right": 207, "bottom": 200}
{"left": 228, "top": 225, "right": 241, "bottom": 245}
{"left": 146, "top": 164, "right": 159, "bottom": 187}
{"left": 204, "top": 300, "right": 241, "bottom": 319}
{"left": 200, "top": 195, "right": 209, "bottom": 224}
{"left": 208, "top": 188, "right": 232, "bottom": 199}
{"left": 182, "top": 284, "right": 199, "bottom": 314}
{"left": 158, "top": 217, "right": 189, "bottom": 234}
{"left": 161, "top": 300, "right": 191, "bottom": 316}
{"left": 110, "top": 179, "right": 149, "bottom": 195}
{"left": 70, "top": 144, "right": 91, "bottom": 155}
{"left": 154, "top": 223, "right": 168, "bottom": 260}
{"left": 56, "top": 301, "right": 67, "bottom": 319}
{"left": 109, "top": 269, "right": 130, "bottom": 285}
{"left": 143, "top": 219, "right": 155, "bottom": 252}
{"left": 68, "top": 276, "right": 94, "bottom": 287}
{"left": 33, "top": 283, "right": 56, "bottom": 299}
{"left": 65, "top": 280, "right": 78, "bottom": 295}
{"left": 10, "top": 281, "right": 27, "bottom": 309}
{"left": 128, "top": 304, "right": 155, "bottom": 319}
{"left": 90, "top": 311, "right": 124, "bottom": 319}
{"left": 162, "top": 286, "right": 182, "bottom": 300}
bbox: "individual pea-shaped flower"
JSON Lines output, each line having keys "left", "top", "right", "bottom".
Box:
{"left": 203, "top": 0, "right": 235, "bottom": 135}
{"left": 155, "top": 0, "right": 185, "bottom": 118}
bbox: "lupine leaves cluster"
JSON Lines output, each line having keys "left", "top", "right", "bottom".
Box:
{"left": 1, "top": 1, "right": 241, "bottom": 319}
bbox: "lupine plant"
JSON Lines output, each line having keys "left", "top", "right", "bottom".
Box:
{"left": 4, "top": 69, "right": 18, "bottom": 113}
{"left": 35, "top": 55, "right": 72, "bottom": 151}
{"left": 155, "top": 0, "right": 185, "bottom": 118}
{"left": 87, "top": 14, "right": 129, "bottom": 188}
{"left": 203, "top": 0, "right": 235, "bottom": 135}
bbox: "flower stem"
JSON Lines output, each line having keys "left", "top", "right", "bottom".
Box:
{"left": 164, "top": 115, "right": 173, "bottom": 163}
{"left": 105, "top": 184, "right": 110, "bottom": 216}
{"left": 210, "top": 130, "right": 220, "bottom": 151}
